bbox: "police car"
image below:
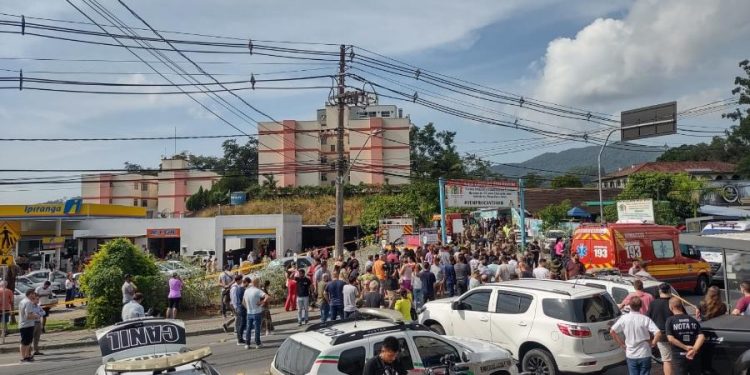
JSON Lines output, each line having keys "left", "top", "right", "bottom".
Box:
{"left": 271, "top": 308, "right": 517, "bottom": 375}
{"left": 94, "top": 318, "right": 220, "bottom": 375}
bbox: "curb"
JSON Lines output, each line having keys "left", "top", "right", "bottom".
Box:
{"left": 0, "top": 314, "right": 320, "bottom": 354}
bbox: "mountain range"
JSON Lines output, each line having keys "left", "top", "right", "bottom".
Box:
{"left": 490, "top": 142, "right": 664, "bottom": 184}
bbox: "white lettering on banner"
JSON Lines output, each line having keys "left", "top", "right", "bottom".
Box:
{"left": 105, "top": 324, "right": 181, "bottom": 352}
{"left": 594, "top": 246, "right": 608, "bottom": 258}
{"left": 625, "top": 242, "right": 642, "bottom": 259}
{"left": 445, "top": 179, "right": 519, "bottom": 208}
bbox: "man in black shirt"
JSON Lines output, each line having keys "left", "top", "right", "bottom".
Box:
{"left": 665, "top": 297, "right": 705, "bottom": 375}
{"left": 295, "top": 269, "right": 312, "bottom": 326}
{"left": 363, "top": 336, "right": 408, "bottom": 375}
{"left": 647, "top": 283, "right": 674, "bottom": 375}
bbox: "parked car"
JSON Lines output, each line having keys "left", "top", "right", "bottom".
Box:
{"left": 565, "top": 272, "right": 688, "bottom": 312}
{"left": 23, "top": 270, "right": 66, "bottom": 292}
{"left": 94, "top": 318, "right": 220, "bottom": 375}
{"left": 157, "top": 261, "right": 200, "bottom": 277}
{"left": 271, "top": 308, "right": 517, "bottom": 375}
{"left": 418, "top": 279, "right": 624, "bottom": 374}
{"left": 13, "top": 283, "right": 58, "bottom": 311}
{"left": 248, "top": 255, "right": 314, "bottom": 278}
{"left": 699, "top": 315, "right": 750, "bottom": 375}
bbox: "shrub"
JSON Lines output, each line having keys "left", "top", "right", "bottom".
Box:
{"left": 80, "top": 238, "right": 161, "bottom": 327}
{"left": 256, "top": 266, "right": 288, "bottom": 306}
{"left": 180, "top": 275, "right": 220, "bottom": 312}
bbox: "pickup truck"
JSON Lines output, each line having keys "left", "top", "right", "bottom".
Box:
{"left": 700, "top": 315, "right": 750, "bottom": 374}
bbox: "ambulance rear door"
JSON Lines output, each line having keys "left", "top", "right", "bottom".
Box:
{"left": 573, "top": 227, "right": 616, "bottom": 269}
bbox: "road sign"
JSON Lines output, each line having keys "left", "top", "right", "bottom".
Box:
{"left": 0, "top": 255, "right": 13, "bottom": 266}
{"left": 0, "top": 221, "right": 20, "bottom": 255}
{"left": 621, "top": 101, "right": 676, "bottom": 141}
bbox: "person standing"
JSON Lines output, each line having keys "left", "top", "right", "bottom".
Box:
{"left": 122, "top": 293, "right": 145, "bottom": 321}
{"left": 295, "top": 269, "right": 312, "bottom": 325}
{"left": 373, "top": 255, "right": 386, "bottom": 294}
{"left": 342, "top": 276, "right": 359, "bottom": 319}
{"left": 362, "top": 280, "right": 385, "bottom": 308}
{"left": 665, "top": 298, "right": 705, "bottom": 375}
{"left": 284, "top": 269, "right": 297, "bottom": 312}
{"left": 226, "top": 275, "right": 245, "bottom": 343}
{"left": 242, "top": 278, "right": 270, "bottom": 349}
{"left": 618, "top": 280, "right": 655, "bottom": 314}
{"left": 261, "top": 280, "right": 274, "bottom": 336}
{"left": 698, "top": 285, "right": 727, "bottom": 321}
{"left": 454, "top": 255, "right": 470, "bottom": 295}
{"left": 393, "top": 289, "right": 412, "bottom": 321}
{"left": 442, "top": 258, "right": 456, "bottom": 297}
{"left": 325, "top": 271, "right": 346, "bottom": 321}
{"left": 218, "top": 265, "right": 234, "bottom": 318}
{"left": 363, "top": 336, "right": 409, "bottom": 375}
{"left": 317, "top": 273, "right": 331, "bottom": 323}
{"left": 412, "top": 264, "right": 423, "bottom": 310}
{"left": 730, "top": 280, "right": 750, "bottom": 315}
{"left": 565, "top": 254, "right": 585, "bottom": 280}
{"left": 31, "top": 293, "right": 45, "bottom": 357}
{"left": 468, "top": 271, "right": 481, "bottom": 290}
{"left": 64, "top": 273, "right": 76, "bottom": 308}
{"left": 533, "top": 259, "right": 551, "bottom": 280}
{"left": 648, "top": 283, "right": 675, "bottom": 375}
{"left": 0, "top": 280, "right": 13, "bottom": 338}
{"left": 553, "top": 237, "right": 564, "bottom": 259}
{"left": 419, "top": 263, "right": 437, "bottom": 303}
{"left": 122, "top": 274, "right": 137, "bottom": 305}
{"left": 18, "top": 290, "right": 39, "bottom": 363}
{"left": 610, "top": 296, "right": 661, "bottom": 375}
{"left": 34, "top": 281, "right": 53, "bottom": 332}
{"left": 495, "top": 257, "right": 512, "bottom": 282}
{"left": 166, "top": 273, "right": 182, "bottom": 319}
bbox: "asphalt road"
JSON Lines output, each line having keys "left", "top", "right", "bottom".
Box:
{"left": 0, "top": 321, "right": 303, "bottom": 375}
{"left": 0, "top": 293, "right": 704, "bottom": 375}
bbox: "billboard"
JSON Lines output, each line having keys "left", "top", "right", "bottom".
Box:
{"left": 445, "top": 179, "right": 518, "bottom": 208}
{"left": 616, "top": 199, "right": 655, "bottom": 223}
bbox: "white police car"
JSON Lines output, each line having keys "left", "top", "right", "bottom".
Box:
{"left": 271, "top": 308, "right": 517, "bottom": 375}
{"left": 94, "top": 318, "right": 220, "bottom": 375}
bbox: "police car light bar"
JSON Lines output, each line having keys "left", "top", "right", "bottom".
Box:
{"left": 103, "top": 347, "right": 212, "bottom": 373}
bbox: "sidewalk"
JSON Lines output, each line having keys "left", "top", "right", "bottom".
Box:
{"left": 0, "top": 306, "right": 320, "bottom": 354}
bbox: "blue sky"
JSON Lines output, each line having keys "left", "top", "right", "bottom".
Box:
{"left": 0, "top": 0, "right": 747, "bottom": 203}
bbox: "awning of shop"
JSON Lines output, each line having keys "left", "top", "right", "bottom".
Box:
{"left": 222, "top": 228, "right": 276, "bottom": 239}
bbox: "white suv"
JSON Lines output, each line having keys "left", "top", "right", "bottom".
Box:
{"left": 418, "top": 279, "right": 625, "bottom": 374}
{"left": 271, "top": 308, "right": 517, "bottom": 375}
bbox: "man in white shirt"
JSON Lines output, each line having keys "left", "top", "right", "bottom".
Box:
{"left": 495, "top": 257, "right": 512, "bottom": 282}
{"left": 18, "top": 290, "right": 39, "bottom": 362}
{"left": 342, "top": 276, "right": 358, "bottom": 319}
{"left": 242, "top": 278, "right": 269, "bottom": 349}
{"left": 34, "top": 281, "right": 53, "bottom": 332}
{"left": 121, "top": 293, "right": 145, "bottom": 321}
{"left": 610, "top": 296, "right": 661, "bottom": 375}
{"left": 122, "top": 274, "right": 136, "bottom": 304}
{"left": 533, "top": 259, "right": 551, "bottom": 280}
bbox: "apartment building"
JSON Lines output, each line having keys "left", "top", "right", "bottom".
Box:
{"left": 82, "top": 157, "right": 220, "bottom": 217}
{"left": 258, "top": 105, "right": 411, "bottom": 187}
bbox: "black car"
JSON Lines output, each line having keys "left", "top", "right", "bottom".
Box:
{"left": 700, "top": 315, "right": 750, "bottom": 375}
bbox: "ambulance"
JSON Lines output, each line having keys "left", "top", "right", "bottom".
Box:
{"left": 572, "top": 223, "right": 712, "bottom": 294}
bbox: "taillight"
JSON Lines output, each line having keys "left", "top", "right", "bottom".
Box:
{"left": 557, "top": 323, "right": 592, "bottom": 338}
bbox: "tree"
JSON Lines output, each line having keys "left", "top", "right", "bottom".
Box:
{"left": 550, "top": 174, "right": 583, "bottom": 188}
{"left": 80, "top": 238, "right": 164, "bottom": 327}
{"left": 523, "top": 173, "right": 543, "bottom": 188}
{"left": 410, "top": 123, "right": 498, "bottom": 180}
{"left": 657, "top": 59, "right": 750, "bottom": 176}
{"left": 538, "top": 199, "right": 572, "bottom": 231}
{"left": 124, "top": 162, "right": 144, "bottom": 173}
{"left": 359, "top": 181, "right": 439, "bottom": 233}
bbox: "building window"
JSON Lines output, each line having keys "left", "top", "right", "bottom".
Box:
{"left": 109, "top": 181, "right": 114, "bottom": 187}
{"left": 141, "top": 199, "right": 147, "bottom": 207}
{"left": 330, "top": 162, "right": 336, "bottom": 171}
{"left": 368, "top": 111, "right": 376, "bottom": 117}
{"left": 321, "top": 175, "right": 327, "bottom": 181}
{"left": 320, "top": 156, "right": 328, "bottom": 164}
{"left": 321, "top": 136, "right": 327, "bottom": 145}
{"left": 380, "top": 111, "right": 391, "bottom": 117}
{"left": 134, "top": 182, "right": 139, "bottom": 190}
{"left": 133, "top": 199, "right": 138, "bottom": 206}
{"left": 330, "top": 144, "right": 335, "bottom": 152}
{"left": 141, "top": 183, "right": 148, "bottom": 191}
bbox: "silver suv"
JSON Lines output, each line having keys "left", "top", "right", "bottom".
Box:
{"left": 418, "top": 279, "right": 625, "bottom": 374}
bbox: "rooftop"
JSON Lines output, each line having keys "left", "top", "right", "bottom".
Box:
{"left": 604, "top": 161, "right": 737, "bottom": 179}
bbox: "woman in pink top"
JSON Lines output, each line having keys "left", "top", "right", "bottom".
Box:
{"left": 167, "top": 273, "right": 183, "bottom": 319}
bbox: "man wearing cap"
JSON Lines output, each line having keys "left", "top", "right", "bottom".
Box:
{"left": 648, "top": 283, "right": 674, "bottom": 375}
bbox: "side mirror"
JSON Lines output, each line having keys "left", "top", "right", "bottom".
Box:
{"left": 451, "top": 301, "right": 463, "bottom": 310}
{"left": 461, "top": 350, "right": 470, "bottom": 363}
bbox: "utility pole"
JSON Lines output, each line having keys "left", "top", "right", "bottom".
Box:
{"left": 334, "top": 44, "right": 346, "bottom": 258}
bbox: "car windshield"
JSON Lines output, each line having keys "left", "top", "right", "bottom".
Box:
{"left": 26, "top": 273, "right": 47, "bottom": 282}
{"left": 274, "top": 338, "right": 320, "bottom": 375}
{"left": 542, "top": 293, "right": 620, "bottom": 323}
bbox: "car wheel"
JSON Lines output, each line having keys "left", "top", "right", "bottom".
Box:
{"left": 522, "top": 348, "right": 557, "bottom": 375}
{"left": 428, "top": 323, "right": 445, "bottom": 335}
{"left": 695, "top": 275, "right": 709, "bottom": 295}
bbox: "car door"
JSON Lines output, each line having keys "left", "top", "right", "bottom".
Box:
{"left": 489, "top": 291, "right": 535, "bottom": 352}
{"left": 411, "top": 334, "right": 462, "bottom": 369}
{"left": 450, "top": 289, "right": 492, "bottom": 342}
{"left": 371, "top": 334, "right": 416, "bottom": 371}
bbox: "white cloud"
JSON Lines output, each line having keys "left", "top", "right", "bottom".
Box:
{"left": 533, "top": 0, "right": 750, "bottom": 108}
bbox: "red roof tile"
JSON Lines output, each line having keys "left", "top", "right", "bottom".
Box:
{"left": 604, "top": 161, "right": 736, "bottom": 179}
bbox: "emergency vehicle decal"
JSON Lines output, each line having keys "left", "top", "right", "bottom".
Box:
{"left": 314, "top": 355, "right": 339, "bottom": 365}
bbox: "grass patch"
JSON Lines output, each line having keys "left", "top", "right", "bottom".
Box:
{"left": 196, "top": 195, "right": 366, "bottom": 225}
{"left": 5, "top": 319, "right": 79, "bottom": 333}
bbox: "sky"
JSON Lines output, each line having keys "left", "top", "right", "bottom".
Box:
{"left": 0, "top": 0, "right": 748, "bottom": 203}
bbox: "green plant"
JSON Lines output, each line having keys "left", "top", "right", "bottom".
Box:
{"left": 256, "top": 266, "right": 288, "bottom": 305}
{"left": 80, "top": 238, "right": 161, "bottom": 327}
{"left": 180, "top": 275, "right": 220, "bottom": 312}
